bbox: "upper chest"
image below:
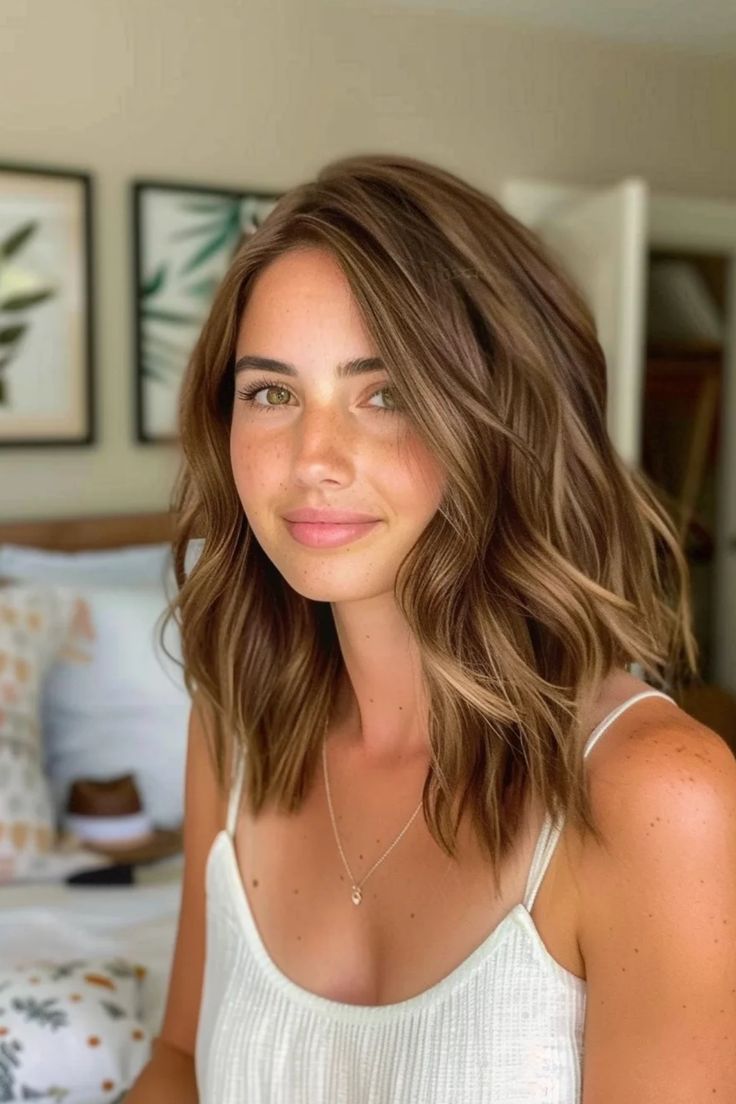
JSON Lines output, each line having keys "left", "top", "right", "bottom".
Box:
{"left": 231, "top": 756, "right": 586, "bottom": 1006}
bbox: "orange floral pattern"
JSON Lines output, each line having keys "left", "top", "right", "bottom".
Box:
{"left": 0, "top": 955, "right": 151, "bottom": 1099}
{"left": 0, "top": 582, "right": 84, "bottom": 883}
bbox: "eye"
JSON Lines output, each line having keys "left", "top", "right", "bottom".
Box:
{"left": 235, "top": 379, "right": 401, "bottom": 414}
{"left": 366, "top": 385, "right": 399, "bottom": 413}
{"left": 236, "top": 378, "right": 293, "bottom": 410}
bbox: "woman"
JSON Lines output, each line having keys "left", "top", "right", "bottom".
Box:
{"left": 127, "top": 154, "right": 736, "bottom": 1102}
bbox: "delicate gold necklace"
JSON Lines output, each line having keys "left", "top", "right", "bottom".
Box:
{"left": 321, "top": 716, "right": 424, "bottom": 906}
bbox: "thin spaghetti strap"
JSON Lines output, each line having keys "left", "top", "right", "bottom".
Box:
{"left": 522, "top": 813, "right": 563, "bottom": 912}
{"left": 522, "top": 687, "right": 677, "bottom": 911}
{"left": 582, "top": 688, "right": 676, "bottom": 761}
{"left": 225, "top": 743, "right": 246, "bottom": 838}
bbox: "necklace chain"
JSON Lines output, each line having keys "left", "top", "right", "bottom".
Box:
{"left": 321, "top": 717, "right": 424, "bottom": 906}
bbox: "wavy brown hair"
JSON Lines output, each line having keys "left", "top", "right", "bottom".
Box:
{"left": 161, "top": 152, "right": 698, "bottom": 891}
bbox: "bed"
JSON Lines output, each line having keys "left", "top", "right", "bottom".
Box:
{"left": 0, "top": 511, "right": 188, "bottom": 1103}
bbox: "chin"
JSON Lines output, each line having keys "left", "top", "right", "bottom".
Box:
{"left": 276, "top": 563, "right": 393, "bottom": 605}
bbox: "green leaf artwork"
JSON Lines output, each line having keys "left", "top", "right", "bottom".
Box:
{"left": 138, "top": 186, "right": 277, "bottom": 439}
{"left": 1, "top": 221, "right": 36, "bottom": 259}
{"left": 0, "top": 219, "right": 57, "bottom": 406}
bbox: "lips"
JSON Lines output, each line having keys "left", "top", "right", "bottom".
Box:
{"left": 282, "top": 507, "right": 379, "bottom": 523}
{"left": 284, "top": 517, "right": 381, "bottom": 548}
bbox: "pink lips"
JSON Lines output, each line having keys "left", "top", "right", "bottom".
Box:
{"left": 282, "top": 507, "right": 379, "bottom": 523}
{"left": 282, "top": 507, "right": 382, "bottom": 548}
{"left": 284, "top": 519, "right": 381, "bottom": 548}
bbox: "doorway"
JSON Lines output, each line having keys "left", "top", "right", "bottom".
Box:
{"left": 640, "top": 250, "right": 727, "bottom": 684}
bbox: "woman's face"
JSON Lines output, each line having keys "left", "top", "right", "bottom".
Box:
{"left": 230, "top": 246, "right": 446, "bottom": 603}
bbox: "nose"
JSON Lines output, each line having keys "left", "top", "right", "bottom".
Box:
{"left": 291, "top": 401, "right": 356, "bottom": 484}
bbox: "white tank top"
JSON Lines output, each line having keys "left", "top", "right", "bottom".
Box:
{"left": 195, "top": 688, "right": 675, "bottom": 1103}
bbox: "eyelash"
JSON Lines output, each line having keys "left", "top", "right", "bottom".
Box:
{"left": 235, "top": 377, "right": 399, "bottom": 415}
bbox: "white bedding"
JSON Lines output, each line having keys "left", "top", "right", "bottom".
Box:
{"left": 0, "top": 859, "right": 183, "bottom": 1037}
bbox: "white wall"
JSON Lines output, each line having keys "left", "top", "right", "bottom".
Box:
{"left": 1, "top": 0, "right": 735, "bottom": 520}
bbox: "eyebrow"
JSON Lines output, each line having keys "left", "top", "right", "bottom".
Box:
{"left": 233, "top": 354, "right": 386, "bottom": 379}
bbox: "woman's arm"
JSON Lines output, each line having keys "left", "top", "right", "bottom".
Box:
{"left": 124, "top": 1035, "right": 197, "bottom": 1102}
{"left": 124, "top": 694, "right": 228, "bottom": 1102}
{"left": 578, "top": 715, "right": 736, "bottom": 1102}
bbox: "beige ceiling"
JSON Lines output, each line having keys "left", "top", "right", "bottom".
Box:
{"left": 338, "top": 0, "right": 736, "bottom": 55}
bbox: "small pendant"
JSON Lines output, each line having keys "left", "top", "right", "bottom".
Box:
{"left": 351, "top": 886, "right": 363, "bottom": 905}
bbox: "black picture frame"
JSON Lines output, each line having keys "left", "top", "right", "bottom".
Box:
{"left": 132, "top": 178, "right": 281, "bottom": 444}
{"left": 0, "top": 161, "right": 95, "bottom": 448}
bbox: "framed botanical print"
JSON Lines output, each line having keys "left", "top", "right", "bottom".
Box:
{"left": 132, "top": 179, "right": 280, "bottom": 443}
{"left": 0, "top": 162, "right": 94, "bottom": 447}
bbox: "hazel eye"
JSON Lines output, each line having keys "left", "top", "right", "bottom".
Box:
{"left": 236, "top": 379, "right": 293, "bottom": 409}
{"left": 235, "top": 378, "right": 401, "bottom": 415}
{"left": 367, "top": 386, "right": 399, "bottom": 413}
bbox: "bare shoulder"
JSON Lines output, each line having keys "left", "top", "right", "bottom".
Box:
{"left": 581, "top": 699, "right": 736, "bottom": 852}
{"left": 575, "top": 700, "right": 736, "bottom": 1099}
{"left": 578, "top": 698, "right": 736, "bottom": 919}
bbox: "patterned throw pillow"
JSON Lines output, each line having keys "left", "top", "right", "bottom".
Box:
{"left": 0, "top": 581, "right": 88, "bottom": 884}
{"left": 40, "top": 584, "right": 190, "bottom": 832}
{"left": 0, "top": 955, "right": 151, "bottom": 1103}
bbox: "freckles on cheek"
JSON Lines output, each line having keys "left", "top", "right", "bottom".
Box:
{"left": 232, "top": 436, "right": 288, "bottom": 498}
{"left": 231, "top": 433, "right": 258, "bottom": 470}
{"left": 230, "top": 439, "right": 257, "bottom": 499}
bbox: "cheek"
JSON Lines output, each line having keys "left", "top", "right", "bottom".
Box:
{"left": 402, "top": 440, "right": 446, "bottom": 515}
{"left": 230, "top": 431, "right": 268, "bottom": 504}
{"left": 231, "top": 420, "right": 271, "bottom": 464}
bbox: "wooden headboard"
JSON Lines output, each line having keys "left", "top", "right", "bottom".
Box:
{"left": 0, "top": 511, "right": 177, "bottom": 551}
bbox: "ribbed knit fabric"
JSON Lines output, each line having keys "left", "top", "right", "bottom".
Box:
{"left": 195, "top": 688, "right": 675, "bottom": 1103}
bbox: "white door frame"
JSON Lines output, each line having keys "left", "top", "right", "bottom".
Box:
{"left": 638, "top": 191, "right": 736, "bottom": 691}
{"left": 501, "top": 180, "right": 736, "bottom": 690}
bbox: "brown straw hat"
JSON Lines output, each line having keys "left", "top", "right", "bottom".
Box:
{"left": 64, "top": 773, "right": 182, "bottom": 865}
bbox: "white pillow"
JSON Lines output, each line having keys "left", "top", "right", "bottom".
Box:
{"left": 0, "top": 541, "right": 175, "bottom": 589}
{"left": 41, "top": 584, "right": 191, "bottom": 830}
{"left": 0, "top": 954, "right": 151, "bottom": 1103}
